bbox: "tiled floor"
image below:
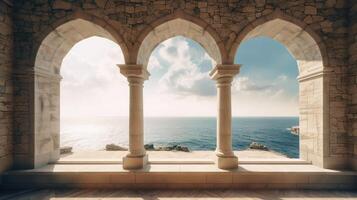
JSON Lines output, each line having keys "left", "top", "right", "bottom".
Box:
{"left": 1, "top": 189, "right": 357, "bottom": 200}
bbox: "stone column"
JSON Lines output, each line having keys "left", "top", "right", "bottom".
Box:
{"left": 118, "top": 64, "right": 149, "bottom": 169}
{"left": 210, "top": 64, "right": 241, "bottom": 169}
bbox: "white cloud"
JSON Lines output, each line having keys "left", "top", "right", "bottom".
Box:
{"left": 147, "top": 56, "right": 161, "bottom": 71}
{"left": 203, "top": 52, "right": 216, "bottom": 67}
{"left": 231, "top": 76, "right": 298, "bottom": 116}
{"left": 60, "top": 36, "right": 128, "bottom": 118}
{"left": 278, "top": 74, "right": 288, "bottom": 81}
{"left": 233, "top": 77, "right": 273, "bottom": 92}
{"left": 154, "top": 37, "right": 216, "bottom": 97}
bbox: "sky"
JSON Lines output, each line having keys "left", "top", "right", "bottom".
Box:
{"left": 60, "top": 36, "right": 299, "bottom": 118}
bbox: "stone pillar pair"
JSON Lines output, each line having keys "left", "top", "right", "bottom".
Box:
{"left": 118, "top": 64, "right": 241, "bottom": 170}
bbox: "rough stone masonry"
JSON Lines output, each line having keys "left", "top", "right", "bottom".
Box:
{"left": 0, "top": 0, "right": 13, "bottom": 173}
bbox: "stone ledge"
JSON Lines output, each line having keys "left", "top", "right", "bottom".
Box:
{"left": 1, "top": 163, "right": 356, "bottom": 189}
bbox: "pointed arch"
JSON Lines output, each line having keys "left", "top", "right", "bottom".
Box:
{"left": 134, "top": 11, "right": 226, "bottom": 67}
{"left": 35, "top": 11, "right": 129, "bottom": 65}
{"left": 229, "top": 10, "right": 328, "bottom": 76}
{"left": 35, "top": 12, "right": 129, "bottom": 76}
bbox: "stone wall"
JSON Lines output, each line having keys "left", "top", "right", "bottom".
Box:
{"left": 0, "top": 0, "right": 13, "bottom": 173}
{"left": 9, "top": 0, "right": 353, "bottom": 169}
{"left": 348, "top": 0, "right": 357, "bottom": 170}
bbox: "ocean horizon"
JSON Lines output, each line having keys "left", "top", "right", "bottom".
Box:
{"left": 60, "top": 116, "right": 299, "bottom": 158}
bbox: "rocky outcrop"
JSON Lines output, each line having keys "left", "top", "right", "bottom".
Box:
{"left": 105, "top": 144, "right": 127, "bottom": 151}
{"left": 249, "top": 142, "right": 269, "bottom": 151}
{"left": 144, "top": 144, "right": 155, "bottom": 150}
{"left": 60, "top": 146, "right": 72, "bottom": 154}
{"left": 144, "top": 144, "right": 190, "bottom": 152}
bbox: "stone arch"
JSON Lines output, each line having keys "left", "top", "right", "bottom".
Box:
{"left": 32, "top": 16, "right": 127, "bottom": 168}
{"left": 232, "top": 12, "right": 332, "bottom": 168}
{"left": 229, "top": 11, "right": 328, "bottom": 75}
{"left": 135, "top": 11, "right": 225, "bottom": 67}
{"left": 35, "top": 12, "right": 129, "bottom": 75}
{"left": 230, "top": 11, "right": 329, "bottom": 79}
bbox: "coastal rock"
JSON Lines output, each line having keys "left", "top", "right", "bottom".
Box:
{"left": 162, "top": 146, "right": 174, "bottom": 151}
{"left": 144, "top": 144, "right": 155, "bottom": 150}
{"left": 60, "top": 146, "right": 72, "bottom": 154}
{"left": 105, "top": 144, "right": 127, "bottom": 151}
{"left": 249, "top": 142, "right": 269, "bottom": 151}
{"left": 174, "top": 145, "right": 190, "bottom": 152}
{"left": 162, "top": 145, "right": 190, "bottom": 152}
{"left": 144, "top": 144, "right": 190, "bottom": 152}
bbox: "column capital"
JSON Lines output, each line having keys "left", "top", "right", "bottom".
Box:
{"left": 117, "top": 64, "right": 150, "bottom": 80}
{"left": 209, "top": 64, "right": 241, "bottom": 80}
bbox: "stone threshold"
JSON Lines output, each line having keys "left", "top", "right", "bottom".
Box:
{"left": 1, "top": 163, "right": 356, "bottom": 190}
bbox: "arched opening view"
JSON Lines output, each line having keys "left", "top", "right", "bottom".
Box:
{"left": 234, "top": 37, "right": 299, "bottom": 158}
{"left": 30, "top": 16, "right": 328, "bottom": 169}
{"left": 143, "top": 36, "right": 217, "bottom": 153}
{"left": 32, "top": 18, "right": 129, "bottom": 167}
{"left": 60, "top": 36, "right": 128, "bottom": 153}
{"left": 231, "top": 18, "right": 326, "bottom": 166}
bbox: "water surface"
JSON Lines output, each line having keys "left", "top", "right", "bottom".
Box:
{"left": 61, "top": 117, "right": 299, "bottom": 158}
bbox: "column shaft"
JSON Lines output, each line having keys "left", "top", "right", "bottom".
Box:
{"left": 118, "top": 64, "right": 149, "bottom": 169}
{"left": 210, "top": 64, "right": 241, "bottom": 169}
{"left": 128, "top": 77, "right": 145, "bottom": 157}
{"left": 216, "top": 77, "right": 234, "bottom": 157}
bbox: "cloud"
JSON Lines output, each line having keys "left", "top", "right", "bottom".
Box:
{"left": 147, "top": 56, "right": 161, "bottom": 71}
{"left": 278, "top": 74, "right": 288, "bottom": 81}
{"left": 60, "top": 36, "right": 128, "bottom": 117}
{"left": 233, "top": 77, "right": 273, "bottom": 92}
{"left": 61, "top": 37, "right": 126, "bottom": 90}
{"left": 153, "top": 37, "right": 216, "bottom": 97}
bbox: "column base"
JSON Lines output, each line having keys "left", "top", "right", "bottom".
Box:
{"left": 123, "top": 154, "right": 148, "bottom": 169}
{"left": 216, "top": 155, "right": 238, "bottom": 169}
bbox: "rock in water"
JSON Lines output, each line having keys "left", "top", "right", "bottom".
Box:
{"left": 249, "top": 142, "right": 269, "bottom": 151}
{"left": 167, "top": 145, "right": 190, "bottom": 152}
{"left": 147, "top": 144, "right": 190, "bottom": 152}
{"left": 105, "top": 144, "right": 127, "bottom": 151}
{"left": 144, "top": 144, "right": 155, "bottom": 150}
{"left": 163, "top": 146, "right": 174, "bottom": 151}
{"left": 179, "top": 146, "right": 190, "bottom": 152}
{"left": 60, "top": 146, "right": 72, "bottom": 154}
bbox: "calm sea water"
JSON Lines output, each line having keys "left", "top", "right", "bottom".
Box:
{"left": 60, "top": 117, "right": 299, "bottom": 158}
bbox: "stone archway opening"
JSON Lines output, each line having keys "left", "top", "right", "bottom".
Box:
{"left": 233, "top": 18, "right": 327, "bottom": 167}
{"left": 60, "top": 36, "right": 127, "bottom": 153}
{"left": 33, "top": 18, "right": 126, "bottom": 167}
{"left": 234, "top": 36, "right": 300, "bottom": 158}
{"left": 143, "top": 36, "right": 217, "bottom": 153}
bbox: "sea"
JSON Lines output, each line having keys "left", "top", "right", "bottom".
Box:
{"left": 60, "top": 116, "right": 299, "bottom": 158}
